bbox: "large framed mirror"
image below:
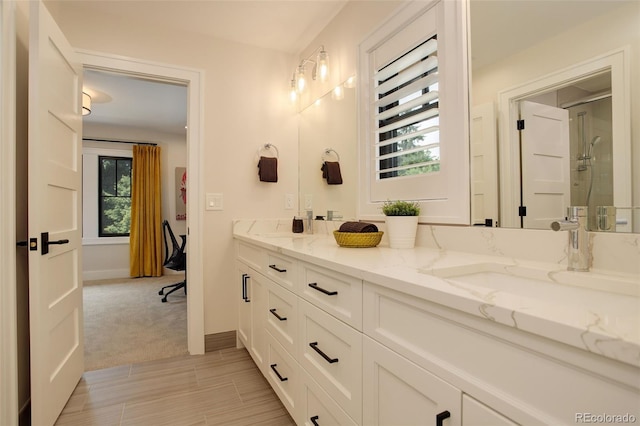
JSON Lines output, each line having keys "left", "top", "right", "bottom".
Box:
{"left": 470, "top": 0, "right": 639, "bottom": 233}
{"left": 298, "top": 77, "right": 357, "bottom": 221}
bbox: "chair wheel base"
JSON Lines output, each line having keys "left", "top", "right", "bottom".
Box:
{"left": 161, "top": 297, "right": 168, "bottom": 303}
{"left": 158, "top": 290, "right": 164, "bottom": 295}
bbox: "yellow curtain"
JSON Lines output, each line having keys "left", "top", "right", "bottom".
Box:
{"left": 129, "top": 145, "right": 163, "bottom": 277}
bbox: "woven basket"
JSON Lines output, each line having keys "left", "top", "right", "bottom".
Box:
{"left": 333, "top": 231, "right": 384, "bottom": 248}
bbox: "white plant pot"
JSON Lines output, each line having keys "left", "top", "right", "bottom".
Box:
{"left": 385, "top": 216, "right": 419, "bottom": 249}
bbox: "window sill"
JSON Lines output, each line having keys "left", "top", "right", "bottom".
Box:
{"left": 83, "top": 237, "right": 130, "bottom": 246}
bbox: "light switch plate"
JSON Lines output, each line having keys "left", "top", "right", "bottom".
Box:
{"left": 206, "top": 193, "right": 223, "bottom": 211}
{"left": 285, "top": 194, "right": 294, "bottom": 210}
{"left": 304, "top": 194, "right": 313, "bottom": 210}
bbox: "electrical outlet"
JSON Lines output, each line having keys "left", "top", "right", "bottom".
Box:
{"left": 304, "top": 194, "right": 313, "bottom": 210}
{"left": 285, "top": 193, "right": 294, "bottom": 210}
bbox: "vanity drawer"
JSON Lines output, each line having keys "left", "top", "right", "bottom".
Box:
{"left": 298, "top": 299, "right": 362, "bottom": 423}
{"left": 265, "top": 331, "right": 300, "bottom": 421}
{"left": 299, "top": 262, "right": 362, "bottom": 330}
{"left": 298, "top": 367, "right": 358, "bottom": 426}
{"left": 237, "top": 241, "right": 266, "bottom": 271}
{"left": 265, "top": 251, "right": 298, "bottom": 292}
{"left": 265, "top": 278, "right": 298, "bottom": 357}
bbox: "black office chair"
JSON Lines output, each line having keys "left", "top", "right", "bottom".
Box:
{"left": 159, "top": 220, "right": 187, "bottom": 303}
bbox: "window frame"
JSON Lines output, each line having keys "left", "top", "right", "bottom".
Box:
{"left": 97, "top": 155, "right": 132, "bottom": 237}
{"left": 358, "top": 0, "right": 470, "bottom": 224}
{"left": 82, "top": 146, "right": 133, "bottom": 245}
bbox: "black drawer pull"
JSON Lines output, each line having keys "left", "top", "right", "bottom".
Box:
{"left": 242, "top": 274, "right": 250, "bottom": 302}
{"left": 269, "top": 364, "right": 288, "bottom": 382}
{"left": 309, "top": 342, "right": 338, "bottom": 364}
{"left": 436, "top": 410, "right": 451, "bottom": 426}
{"left": 269, "top": 264, "right": 287, "bottom": 273}
{"left": 310, "top": 415, "right": 319, "bottom": 426}
{"left": 269, "top": 308, "right": 287, "bottom": 321}
{"left": 308, "top": 282, "right": 338, "bottom": 296}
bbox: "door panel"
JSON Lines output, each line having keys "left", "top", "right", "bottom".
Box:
{"left": 28, "top": 2, "right": 83, "bottom": 425}
{"left": 520, "top": 100, "right": 570, "bottom": 229}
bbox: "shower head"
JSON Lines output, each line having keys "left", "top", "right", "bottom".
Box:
{"left": 588, "top": 135, "right": 602, "bottom": 158}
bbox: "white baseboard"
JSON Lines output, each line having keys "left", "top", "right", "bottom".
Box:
{"left": 83, "top": 269, "right": 130, "bottom": 281}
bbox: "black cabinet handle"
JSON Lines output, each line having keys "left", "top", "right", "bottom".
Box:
{"left": 310, "top": 415, "right": 319, "bottom": 426}
{"left": 269, "top": 264, "right": 287, "bottom": 273}
{"left": 309, "top": 342, "right": 339, "bottom": 364}
{"left": 242, "top": 273, "right": 250, "bottom": 302}
{"left": 269, "top": 308, "right": 287, "bottom": 321}
{"left": 436, "top": 410, "right": 451, "bottom": 426}
{"left": 308, "top": 282, "right": 338, "bottom": 296}
{"left": 269, "top": 364, "right": 288, "bottom": 382}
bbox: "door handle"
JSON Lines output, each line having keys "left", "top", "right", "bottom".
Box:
{"left": 41, "top": 232, "right": 69, "bottom": 255}
{"left": 17, "top": 238, "right": 38, "bottom": 251}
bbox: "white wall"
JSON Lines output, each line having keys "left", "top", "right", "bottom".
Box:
{"left": 81, "top": 123, "right": 187, "bottom": 280}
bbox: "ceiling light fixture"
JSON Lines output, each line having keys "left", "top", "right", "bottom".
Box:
{"left": 291, "top": 45, "right": 329, "bottom": 95}
{"left": 82, "top": 92, "right": 92, "bottom": 116}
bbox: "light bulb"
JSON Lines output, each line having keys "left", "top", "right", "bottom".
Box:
{"left": 317, "top": 50, "right": 329, "bottom": 82}
{"left": 289, "top": 83, "right": 298, "bottom": 102}
{"left": 296, "top": 66, "right": 306, "bottom": 93}
{"left": 332, "top": 85, "right": 344, "bottom": 100}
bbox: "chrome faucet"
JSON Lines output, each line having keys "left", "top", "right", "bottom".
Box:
{"left": 550, "top": 206, "right": 590, "bottom": 271}
{"left": 306, "top": 210, "right": 313, "bottom": 234}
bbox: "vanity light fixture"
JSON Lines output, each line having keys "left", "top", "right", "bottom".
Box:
{"left": 291, "top": 45, "right": 330, "bottom": 94}
{"left": 82, "top": 92, "right": 92, "bottom": 116}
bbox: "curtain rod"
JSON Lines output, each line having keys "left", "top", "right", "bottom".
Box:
{"left": 82, "top": 137, "right": 158, "bottom": 146}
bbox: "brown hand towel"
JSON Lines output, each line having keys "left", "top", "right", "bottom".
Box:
{"left": 321, "top": 161, "right": 343, "bottom": 185}
{"left": 339, "top": 221, "right": 379, "bottom": 233}
{"left": 258, "top": 156, "right": 278, "bottom": 182}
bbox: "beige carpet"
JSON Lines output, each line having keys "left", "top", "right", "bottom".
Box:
{"left": 83, "top": 275, "right": 188, "bottom": 371}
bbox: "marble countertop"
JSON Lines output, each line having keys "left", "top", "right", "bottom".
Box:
{"left": 233, "top": 220, "right": 640, "bottom": 369}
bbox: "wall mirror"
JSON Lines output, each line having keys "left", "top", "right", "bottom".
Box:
{"left": 470, "top": 0, "right": 638, "bottom": 233}
{"left": 298, "top": 78, "right": 357, "bottom": 221}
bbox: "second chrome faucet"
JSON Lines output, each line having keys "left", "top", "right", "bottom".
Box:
{"left": 550, "top": 206, "right": 590, "bottom": 271}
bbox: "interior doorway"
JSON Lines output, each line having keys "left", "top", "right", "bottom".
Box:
{"left": 81, "top": 68, "right": 190, "bottom": 370}
{"left": 79, "top": 50, "right": 205, "bottom": 356}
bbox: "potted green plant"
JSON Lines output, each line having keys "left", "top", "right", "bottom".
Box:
{"left": 382, "top": 200, "right": 421, "bottom": 248}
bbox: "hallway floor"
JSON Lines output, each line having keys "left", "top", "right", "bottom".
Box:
{"left": 55, "top": 348, "right": 295, "bottom": 426}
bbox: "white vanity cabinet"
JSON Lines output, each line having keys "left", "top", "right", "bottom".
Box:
{"left": 363, "top": 281, "right": 640, "bottom": 425}
{"left": 236, "top": 238, "right": 640, "bottom": 426}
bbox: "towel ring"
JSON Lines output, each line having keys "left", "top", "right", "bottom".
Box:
{"left": 257, "top": 143, "right": 279, "bottom": 159}
{"left": 322, "top": 148, "right": 340, "bottom": 162}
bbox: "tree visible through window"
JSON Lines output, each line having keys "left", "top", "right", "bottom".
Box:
{"left": 99, "top": 156, "right": 132, "bottom": 237}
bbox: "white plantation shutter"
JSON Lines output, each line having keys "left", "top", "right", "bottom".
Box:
{"left": 375, "top": 37, "right": 440, "bottom": 179}
{"left": 358, "top": 0, "right": 470, "bottom": 224}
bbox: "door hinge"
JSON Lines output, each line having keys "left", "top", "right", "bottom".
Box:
{"left": 517, "top": 119, "right": 525, "bottom": 130}
{"left": 519, "top": 206, "right": 527, "bottom": 217}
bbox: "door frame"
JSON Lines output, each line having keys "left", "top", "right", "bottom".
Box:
{"left": 1, "top": 0, "right": 18, "bottom": 424}
{"left": 497, "top": 47, "right": 631, "bottom": 228}
{"left": 79, "top": 49, "right": 205, "bottom": 355}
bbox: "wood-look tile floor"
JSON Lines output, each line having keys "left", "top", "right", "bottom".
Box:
{"left": 55, "top": 348, "right": 296, "bottom": 426}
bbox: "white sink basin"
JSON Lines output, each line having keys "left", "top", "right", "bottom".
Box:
{"left": 423, "top": 262, "right": 639, "bottom": 300}
{"left": 255, "top": 232, "right": 306, "bottom": 239}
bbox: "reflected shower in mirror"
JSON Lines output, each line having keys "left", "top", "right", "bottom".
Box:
{"left": 469, "top": 0, "right": 638, "bottom": 233}
{"left": 298, "top": 77, "right": 357, "bottom": 221}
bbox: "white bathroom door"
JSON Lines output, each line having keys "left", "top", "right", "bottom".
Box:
{"left": 470, "top": 102, "right": 498, "bottom": 226}
{"left": 519, "top": 100, "right": 570, "bottom": 229}
{"left": 28, "top": 1, "right": 84, "bottom": 425}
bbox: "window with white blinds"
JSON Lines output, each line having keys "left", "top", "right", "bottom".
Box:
{"left": 376, "top": 36, "right": 440, "bottom": 180}
{"left": 358, "top": 0, "right": 470, "bottom": 223}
